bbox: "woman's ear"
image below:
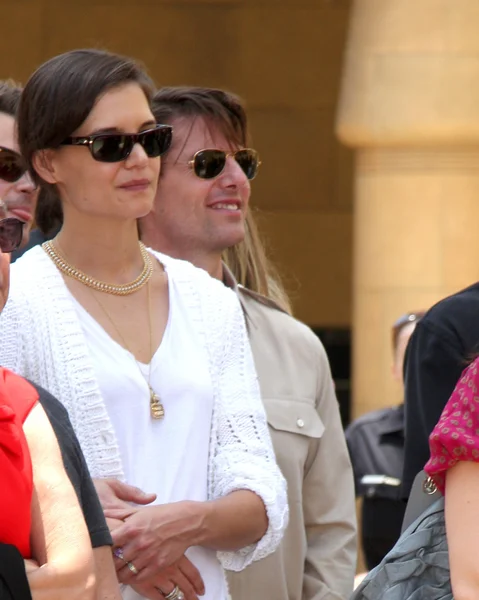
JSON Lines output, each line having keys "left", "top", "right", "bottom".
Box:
{"left": 32, "top": 149, "right": 58, "bottom": 185}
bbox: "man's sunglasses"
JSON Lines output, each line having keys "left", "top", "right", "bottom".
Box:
{"left": 188, "top": 148, "right": 261, "bottom": 180}
{"left": 0, "top": 147, "right": 27, "bottom": 183}
{"left": 0, "top": 217, "right": 24, "bottom": 253}
{"left": 60, "top": 124, "right": 173, "bottom": 163}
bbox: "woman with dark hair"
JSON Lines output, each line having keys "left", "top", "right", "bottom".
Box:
{"left": 0, "top": 49, "right": 287, "bottom": 600}
{"left": 0, "top": 212, "right": 95, "bottom": 600}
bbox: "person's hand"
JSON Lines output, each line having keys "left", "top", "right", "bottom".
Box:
{"left": 94, "top": 477, "right": 157, "bottom": 521}
{"left": 114, "top": 555, "right": 205, "bottom": 600}
{"left": 111, "top": 502, "right": 203, "bottom": 582}
{"left": 106, "top": 517, "right": 125, "bottom": 533}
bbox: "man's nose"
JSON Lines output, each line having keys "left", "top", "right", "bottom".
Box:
{"left": 221, "top": 156, "right": 249, "bottom": 186}
{"left": 15, "top": 172, "right": 36, "bottom": 194}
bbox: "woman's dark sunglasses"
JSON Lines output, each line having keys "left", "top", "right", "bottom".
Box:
{"left": 61, "top": 124, "right": 173, "bottom": 163}
{"left": 0, "top": 147, "right": 27, "bottom": 183}
{"left": 0, "top": 218, "right": 24, "bottom": 253}
{"left": 188, "top": 148, "right": 261, "bottom": 180}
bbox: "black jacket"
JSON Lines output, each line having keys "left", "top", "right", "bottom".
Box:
{"left": 402, "top": 281, "right": 479, "bottom": 498}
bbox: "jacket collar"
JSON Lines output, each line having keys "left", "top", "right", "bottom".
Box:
{"left": 222, "top": 262, "right": 257, "bottom": 329}
{"left": 376, "top": 404, "right": 405, "bottom": 438}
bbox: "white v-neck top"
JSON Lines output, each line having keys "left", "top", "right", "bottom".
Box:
{"left": 0, "top": 246, "right": 288, "bottom": 577}
{"left": 71, "top": 270, "right": 226, "bottom": 600}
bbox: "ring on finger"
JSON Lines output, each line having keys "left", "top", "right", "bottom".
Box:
{"left": 164, "top": 585, "right": 185, "bottom": 600}
{"left": 113, "top": 547, "right": 126, "bottom": 562}
{"left": 127, "top": 561, "right": 139, "bottom": 575}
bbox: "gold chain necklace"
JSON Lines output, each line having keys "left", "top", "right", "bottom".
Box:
{"left": 42, "top": 240, "right": 153, "bottom": 296}
{"left": 88, "top": 281, "right": 165, "bottom": 420}
{"left": 49, "top": 240, "right": 165, "bottom": 419}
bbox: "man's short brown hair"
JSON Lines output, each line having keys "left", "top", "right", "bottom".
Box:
{"left": 152, "top": 87, "right": 248, "bottom": 148}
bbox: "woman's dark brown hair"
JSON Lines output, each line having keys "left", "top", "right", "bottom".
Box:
{"left": 17, "top": 48, "right": 155, "bottom": 234}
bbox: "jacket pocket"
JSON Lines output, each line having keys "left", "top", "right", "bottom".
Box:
{"left": 264, "top": 398, "right": 325, "bottom": 438}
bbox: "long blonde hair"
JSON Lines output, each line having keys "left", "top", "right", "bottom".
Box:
{"left": 223, "top": 210, "right": 293, "bottom": 315}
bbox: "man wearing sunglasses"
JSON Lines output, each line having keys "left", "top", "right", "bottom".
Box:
{"left": 139, "top": 87, "right": 357, "bottom": 600}
{"left": 0, "top": 81, "right": 39, "bottom": 260}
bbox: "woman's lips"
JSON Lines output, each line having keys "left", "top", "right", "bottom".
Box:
{"left": 120, "top": 179, "right": 151, "bottom": 192}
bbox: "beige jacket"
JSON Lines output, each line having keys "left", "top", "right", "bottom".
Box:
{"left": 225, "top": 275, "right": 357, "bottom": 600}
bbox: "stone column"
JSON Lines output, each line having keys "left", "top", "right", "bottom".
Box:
{"left": 336, "top": 0, "right": 479, "bottom": 417}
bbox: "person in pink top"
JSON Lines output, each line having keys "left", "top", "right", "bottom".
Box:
{"left": 424, "top": 356, "right": 479, "bottom": 600}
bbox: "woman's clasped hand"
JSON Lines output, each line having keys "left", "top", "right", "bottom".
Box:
{"left": 96, "top": 478, "right": 205, "bottom": 599}
{"left": 114, "top": 551, "right": 204, "bottom": 600}
{"left": 110, "top": 503, "right": 201, "bottom": 578}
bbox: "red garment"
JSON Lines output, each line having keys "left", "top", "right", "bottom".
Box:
{"left": 0, "top": 368, "right": 39, "bottom": 558}
{"left": 425, "top": 357, "right": 479, "bottom": 494}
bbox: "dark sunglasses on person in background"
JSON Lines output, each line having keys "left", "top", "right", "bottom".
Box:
{"left": 0, "top": 218, "right": 24, "bottom": 253}
{"left": 0, "top": 147, "right": 27, "bottom": 183}
{"left": 60, "top": 124, "right": 173, "bottom": 163}
{"left": 188, "top": 148, "right": 261, "bottom": 180}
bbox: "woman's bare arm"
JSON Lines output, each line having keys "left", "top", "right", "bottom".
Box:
{"left": 92, "top": 547, "right": 122, "bottom": 600}
{"left": 24, "top": 402, "right": 96, "bottom": 600}
{"left": 445, "top": 461, "right": 479, "bottom": 600}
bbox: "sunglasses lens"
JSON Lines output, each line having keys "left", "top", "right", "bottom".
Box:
{"left": 91, "top": 135, "right": 130, "bottom": 162}
{"left": 0, "top": 218, "right": 23, "bottom": 253}
{"left": 0, "top": 150, "right": 26, "bottom": 183}
{"left": 235, "top": 149, "right": 259, "bottom": 180}
{"left": 194, "top": 150, "right": 226, "bottom": 179}
{"left": 90, "top": 127, "right": 173, "bottom": 162}
{"left": 142, "top": 126, "right": 173, "bottom": 158}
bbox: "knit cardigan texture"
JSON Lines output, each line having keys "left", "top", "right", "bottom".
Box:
{"left": 0, "top": 246, "right": 288, "bottom": 570}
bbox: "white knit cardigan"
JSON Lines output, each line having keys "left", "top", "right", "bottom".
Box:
{"left": 0, "top": 246, "right": 288, "bottom": 570}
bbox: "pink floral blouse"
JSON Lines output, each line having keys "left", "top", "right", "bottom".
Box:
{"left": 425, "top": 357, "right": 479, "bottom": 494}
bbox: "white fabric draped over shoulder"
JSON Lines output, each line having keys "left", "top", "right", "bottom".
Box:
{"left": 0, "top": 246, "right": 288, "bottom": 570}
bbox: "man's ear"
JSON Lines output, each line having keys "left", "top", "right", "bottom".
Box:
{"left": 32, "top": 149, "right": 58, "bottom": 185}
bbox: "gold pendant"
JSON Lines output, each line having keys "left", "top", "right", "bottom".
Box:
{"left": 149, "top": 387, "right": 165, "bottom": 420}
